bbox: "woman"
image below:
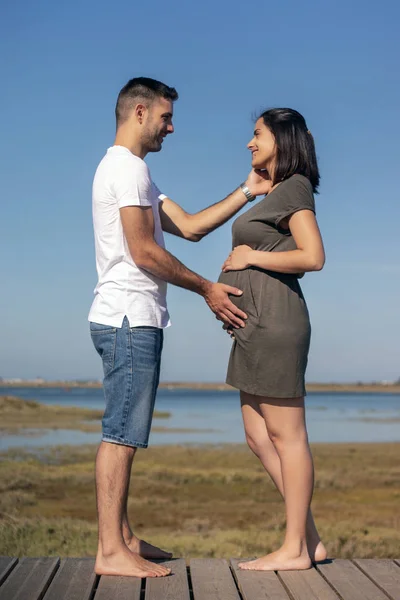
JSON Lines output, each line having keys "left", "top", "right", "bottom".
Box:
{"left": 218, "top": 108, "right": 326, "bottom": 571}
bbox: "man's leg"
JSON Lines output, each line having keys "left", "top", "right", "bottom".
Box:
{"left": 120, "top": 454, "right": 172, "bottom": 559}
{"left": 119, "top": 324, "right": 172, "bottom": 559}
{"left": 95, "top": 441, "right": 170, "bottom": 577}
{"left": 90, "top": 319, "right": 171, "bottom": 577}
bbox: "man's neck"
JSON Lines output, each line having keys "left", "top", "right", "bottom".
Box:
{"left": 114, "top": 131, "right": 147, "bottom": 160}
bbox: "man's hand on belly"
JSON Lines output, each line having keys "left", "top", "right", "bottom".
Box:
{"left": 202, "top": 282, "right": 247, "bottom": 329}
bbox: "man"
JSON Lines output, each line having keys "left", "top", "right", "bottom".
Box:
{"left": 88, "top": 77, "right": 269, "bottom": 578}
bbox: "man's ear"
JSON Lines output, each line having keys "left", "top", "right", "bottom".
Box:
{"left": 135, "top": 103, "right": 147, "bottom": 124}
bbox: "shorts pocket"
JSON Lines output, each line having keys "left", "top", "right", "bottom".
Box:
{"left": 90, "top": 323, "right": 117, "bottom": 376}
{"left": 130, "top": 327, "right": 163, "bottom": 366}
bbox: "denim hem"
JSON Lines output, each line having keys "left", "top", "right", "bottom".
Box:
{"left": 102, "top": 434, "right": 148, "bottom": 449}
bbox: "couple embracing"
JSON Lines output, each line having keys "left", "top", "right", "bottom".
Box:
{"left": 88, "top": 77, "right": 326, "bottom": 578}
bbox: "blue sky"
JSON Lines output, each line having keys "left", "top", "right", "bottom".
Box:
{"left": 1, "top": 0, "right": 399, "bottom": 383}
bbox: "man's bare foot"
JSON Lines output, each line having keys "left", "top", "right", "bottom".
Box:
{"left": 308, "top": 538, "right": 327, "bottom": 563}
{"left": 95, "top": 547, "right": 171, "bottom": 578}
{"left": 238, "top": 547, "right": 312, "bottom": 571}
{"left": 125, "top": 534, "right": 173, "bottom": 560}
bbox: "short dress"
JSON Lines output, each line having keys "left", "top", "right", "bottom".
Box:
{"left": 218, "top": 174, "right": 316, "bottom": 398}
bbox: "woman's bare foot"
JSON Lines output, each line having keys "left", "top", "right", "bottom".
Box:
{"left": 238, "top": 547, "right": 312, "bottom": 571}
{"left": 306, "top": 517, "right": 327, "bottom": 562}
{"left": 95, "top": 546, "right": 171, "bottom": 578}
{"left": 308, "top": 538, "right": 327, "bottom": 563}
{"left": 125, "top": 534, "right": 173, "bottom": 559}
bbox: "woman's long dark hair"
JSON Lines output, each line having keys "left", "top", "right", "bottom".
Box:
{"left": 259, "top": 108, "right": 320, "bottom": 192}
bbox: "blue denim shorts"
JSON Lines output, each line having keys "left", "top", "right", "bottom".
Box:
{"left": 90, "top": 316, "right": 164, "bottom": 448}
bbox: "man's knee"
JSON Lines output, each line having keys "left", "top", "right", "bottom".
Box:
{"left": 98, "top": 440, "right": 137, "bottom": 460}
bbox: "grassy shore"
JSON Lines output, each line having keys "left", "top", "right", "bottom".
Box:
{"left": 2, "top": 381, "right": 400, "bottom": 393}
{"left": 1, "top": 442, "right": 399, "bottom": 558}
{"left": 0, "top": 395, "right": 171, "bottom": 435}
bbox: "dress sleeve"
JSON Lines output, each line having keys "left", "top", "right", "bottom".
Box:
{"left": 274, "top": 176, "right": 316, "bottom": 227}
{"left": 112, "top": 157, "right": 153, "bottom": 209}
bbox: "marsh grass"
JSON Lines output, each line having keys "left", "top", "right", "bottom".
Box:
{"left": 0, "top": 395, "right": 170, "bottom": 434}
{"left": 0, "top": 442, "right": 399, "bottom": 558}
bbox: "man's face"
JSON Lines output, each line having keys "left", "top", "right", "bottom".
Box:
{"left": 142, "top": 97, "right": 174, "bottom": 153}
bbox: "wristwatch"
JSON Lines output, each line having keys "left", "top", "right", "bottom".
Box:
{"left": 240, "top": 182, "right": 256, "bottom": 202}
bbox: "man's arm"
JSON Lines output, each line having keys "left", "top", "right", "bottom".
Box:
{"left": 159, "top": 170, "right": 272, "bottom": 242}
{"left": 120, "top": 205, "right": 248, "bottom": 328}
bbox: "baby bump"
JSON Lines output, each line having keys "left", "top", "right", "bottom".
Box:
{"left": 218, "top": 269, "right": 259, "bottom": 320}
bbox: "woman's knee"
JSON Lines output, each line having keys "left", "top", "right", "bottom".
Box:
{"left": 267, "top": 426, "right": 309, "bottom": 452}
{"left": 244, "top": 431, "right": 257, "bottom": 454}
{"left": 245, "top": 431, "right": 269, "bottom": 457}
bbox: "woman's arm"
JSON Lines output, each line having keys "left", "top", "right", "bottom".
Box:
{"left": 222, "top": 210, "right": 325, "bottom": 274}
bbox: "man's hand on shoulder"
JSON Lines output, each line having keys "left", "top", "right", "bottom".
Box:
{"left": 245, "top": 169, "right": 273, "bottom": 197}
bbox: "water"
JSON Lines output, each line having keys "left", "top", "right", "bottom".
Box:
{"left": 1, "top": 386, "right": 400, "bottom": 450}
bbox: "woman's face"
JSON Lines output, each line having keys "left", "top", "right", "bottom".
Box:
{"left": 247, "top": 119, "right": 277, "bottom": 175}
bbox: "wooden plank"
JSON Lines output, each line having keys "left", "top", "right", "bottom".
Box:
{"left": 0, "top": 557, "right": 59, "bottom": 600}
{"left": 44, "top": 558, "right": 96, "bottom": 600}
{"left": 353, "top": 559, "right": 400, "bottom": 600}
{"left": 317, "top": 559, "right": 389, "bottom": 600}
{"left": 94, "top": 572, "right": 141, "bottom": 600}
{"left": 190, "top": 559, "right": 240, "bottom": 600}
{"left": 145, "top": 559, "right": 190, "bottom": 600}
{"left": 0, "top": 558, "right": 18, "bottom": 587}
{"left": 278, "top": 566, "right": 341, "bottom": 600}
{"left": 230, "top": 559, "right": 291, "bottom": 600}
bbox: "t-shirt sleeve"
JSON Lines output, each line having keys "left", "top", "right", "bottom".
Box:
{"left": 112, "top": 157, "right": 153, "bottom": 209}
{"left": 274, "top": 176, "right": 316, "bottom": 227}
{"left": 153, "top": 182, "right": 167, "bottom": 202}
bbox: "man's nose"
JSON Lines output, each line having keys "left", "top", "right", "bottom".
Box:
{"left": 168, "top": 123, "right": 174, "bottom": 134}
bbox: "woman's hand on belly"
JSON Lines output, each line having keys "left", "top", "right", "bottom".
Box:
{"left": 222, "top": 245, "right": 253, "bottom": 272}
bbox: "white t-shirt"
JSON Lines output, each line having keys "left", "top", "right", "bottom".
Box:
{"left": 88, "top": 145, "right": 171, "bottom": 329}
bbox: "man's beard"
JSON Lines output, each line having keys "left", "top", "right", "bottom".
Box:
{"left": 142, "top": 126, "right": 164, "bottom": 153}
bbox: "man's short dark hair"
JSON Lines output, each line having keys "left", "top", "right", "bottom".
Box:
{"left": 259, "top": 108, "right": 320, "bottom": 193}
{"left": 115, "top": 77, "right": 178, "bottom": 127}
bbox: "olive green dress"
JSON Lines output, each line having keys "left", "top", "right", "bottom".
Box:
{"left": 218, "top": 175, "right": 316, "bottom": 398}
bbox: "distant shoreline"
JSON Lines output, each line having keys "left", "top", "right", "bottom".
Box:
{"left": 1, "top": 381, "right": 400, "bottom": 394}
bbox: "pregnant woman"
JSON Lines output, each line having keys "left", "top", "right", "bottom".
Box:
{"left": 219, "top": 108, "right": 326, "bottom": 571}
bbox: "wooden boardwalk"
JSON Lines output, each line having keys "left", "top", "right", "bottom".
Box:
{"left": 1, "top": 557, "right": 399, "bottom": 600}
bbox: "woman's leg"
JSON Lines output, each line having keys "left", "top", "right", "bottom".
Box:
{"left": 239, "top": 395, "right": 315, "bottom": 570}
{"left": 240, "top": 392, "right": 326, "bottom": 562}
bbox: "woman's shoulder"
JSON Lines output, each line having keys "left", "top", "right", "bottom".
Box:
{"left": 273, "top": 174, "right": 315, "bottom": 218}
{"left": 281, "top": 174, "right": 313, "bottom": 194}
